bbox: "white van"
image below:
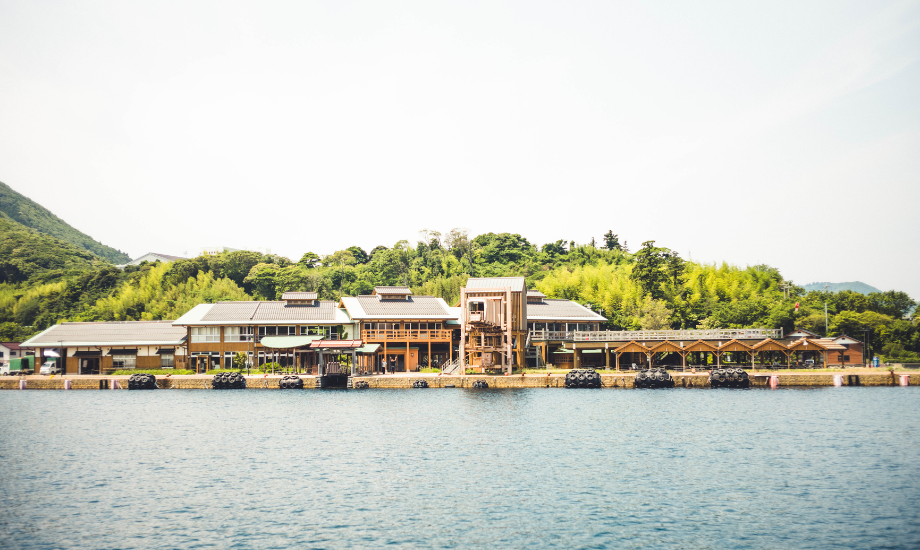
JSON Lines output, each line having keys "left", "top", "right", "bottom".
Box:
{"left": 39, "top": 361, "right": 62, "bottom": 375}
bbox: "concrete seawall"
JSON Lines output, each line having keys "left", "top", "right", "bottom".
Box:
{"left": 1, "top": 371, "right": 917, "bottom": 390}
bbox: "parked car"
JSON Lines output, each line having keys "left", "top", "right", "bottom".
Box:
{"left": 39, "top": 360, "right": 61, "bottom": 375}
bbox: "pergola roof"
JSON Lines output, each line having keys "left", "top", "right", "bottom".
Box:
{"left": 614, "top": 341, "right": 649, "bottom": 354}
{"left": 683, "top": 339, "right": 719, "bottom": 353}
{"left": 752, "top": 338, "right": 788, "bottom": 351}
{"left": 719, "top": 339, "right": 753, "bottom": 352}
{"left": 649, "top": 340, "right": 684, "bottom": 354}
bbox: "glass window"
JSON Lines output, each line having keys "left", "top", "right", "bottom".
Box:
{"left": 160, "top": 354, "right": 174, "bottom": 368}
{"left": 191, "top": 327, "right": 219, "bottom": 343}
{"left": 225, "top": 327, "right": 254, "bottom": 342}
{"left": 112, "top": 355, "right": 136, "bottom": 369}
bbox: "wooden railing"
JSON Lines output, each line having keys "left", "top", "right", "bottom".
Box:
{"left": 362, "top": 329, "right": 454, "bottom": 341}
{"left": 530, "top": 328, "right": 783, "bottom": 342}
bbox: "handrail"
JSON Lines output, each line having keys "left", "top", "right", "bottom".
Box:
{"left": 362, "top": 329, "right": 454, "bottom": 341}
{"left": 529, "top": 328, "right": 783, "bottom": 342}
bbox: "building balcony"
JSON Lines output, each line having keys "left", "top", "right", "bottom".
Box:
{"left": 362, "top": 329, "right": 454, "bottom": 342}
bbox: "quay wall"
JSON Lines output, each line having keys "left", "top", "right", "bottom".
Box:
{"left": 1, "top": 372, "right": 918, "bottom": 390}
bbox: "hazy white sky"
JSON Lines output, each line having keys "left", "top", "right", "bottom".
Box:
{"left": 1, "top": 0, "right": 918, "bottom": 296}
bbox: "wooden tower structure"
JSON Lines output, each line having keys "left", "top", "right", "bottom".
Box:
{"left": 459, "top": 277, "right": 527, "bottom": 373}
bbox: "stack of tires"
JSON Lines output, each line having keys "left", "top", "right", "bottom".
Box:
{"left": 565, "top": 369, "right": 602, "bottom": 388}
{"left": 353, "top": 380, "right": 369, "bottom": 389}
{"left": 634, "top": 368, "right": 674, "bottom": 388}
{"left": 128, "top": 373, "right": 157, "bottom": 390}
{"left": 412, "top": 379, "right": 429, "bottom": 388}
{"left": 472, "top": 380, "right": 489, "bottom": 389}
{"left": 709, "top": 368, "right": 749, "bottom": 388}
{"left": 212, "top": 372, "right": 246, "bottom": 389}
{"left": 279, "top": 375, "right": 303, "bottom": 390}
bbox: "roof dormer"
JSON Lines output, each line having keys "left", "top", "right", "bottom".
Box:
{"left": 527, "top": 290, "right": 546, "bottom": 304}
{"left": 373, "top": 286, "right": 412, "bottom": 301}
{"left": 282, "top": 291, "right": 318, "bottom": 306}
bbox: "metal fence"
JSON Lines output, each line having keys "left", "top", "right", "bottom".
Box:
{"left": 529, "top": 328, "right": 783, "bottom": 342}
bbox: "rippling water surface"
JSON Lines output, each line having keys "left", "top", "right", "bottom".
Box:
{"left": 1, "top": 387, "right": 918, "bottom": 549}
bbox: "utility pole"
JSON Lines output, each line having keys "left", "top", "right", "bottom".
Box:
{"left": 822, "top": 284, "right": 829, "bottom": 336}
{"left": 780, "top": 283, "right": 792, "bottom": 300}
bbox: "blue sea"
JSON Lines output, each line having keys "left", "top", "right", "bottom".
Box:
{"left": 1, "top": 386, "right": 918, "bottom": 549}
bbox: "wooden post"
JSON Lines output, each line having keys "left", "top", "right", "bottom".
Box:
{"left": 605, "top": 343, "right": 610, "bottom": 370}
{"left": 616, "top": 351, "right": 620, "bottom": 372}
{"left": 459, "top": 288, "right": 466, "bottom": 370}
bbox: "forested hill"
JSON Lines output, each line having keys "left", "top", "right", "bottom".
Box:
{"left": 803, "top": 281, "right": 881, "bottom": 295}
{"left": 1, "top": 229, "right": 918, "bottom": 361}
{"left": 0, "top": 180, "right": 130, "bottom": 263}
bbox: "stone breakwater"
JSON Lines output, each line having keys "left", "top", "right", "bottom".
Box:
{"left": 1, "top": 372, "right": 917, "bottom": 390}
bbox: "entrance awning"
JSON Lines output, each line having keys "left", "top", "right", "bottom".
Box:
{"left": 260, "top": 335, "right": 324, "bottom": 349}
{"left": 309, "top": 339, "right": 363, "bottom": 349}
{"left": 356, "top": 344, "right": 381, "bottom": 354}
{"left": 105, "top": 349, "right": 138, "bottom": 355}
{"left": 73, "top": 351, "right": 101, "bottom": 357}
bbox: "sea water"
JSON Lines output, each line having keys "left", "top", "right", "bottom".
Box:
{"left": 1, "top": 387, "right": 918, "bottom": 549}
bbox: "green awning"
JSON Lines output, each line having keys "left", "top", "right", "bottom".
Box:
{"left": 356, "top": 344, "right": 381, "bottom": 353}
{"left": 581, "top": 349, "right": 603, "bottom": 354}
{"left": 553, "top": 349, "right": 574, "bottom": 353}
{"left": 260, "top": 335, "right": 324, "bottom": 349}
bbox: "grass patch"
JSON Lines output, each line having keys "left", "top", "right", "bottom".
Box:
{"left": 418, "top": 368, "right": 441, "bottom": 373}
{"left": 111, "top": 369, "right": 194, "bottom": 375}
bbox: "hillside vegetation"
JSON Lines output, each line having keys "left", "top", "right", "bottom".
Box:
{"left": 1, "top": 228, "right": 917, "bottom": 362}
{"left": 0, "top": 180, "right": 129, "bottom": 263}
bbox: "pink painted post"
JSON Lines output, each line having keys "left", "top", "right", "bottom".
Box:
{"left": 19, "top": 379, "right": 26, "bottom": 390}
{"left": 900, "top": 375, "right": 910, "bottom": 386}
{"left": 64, "top": 379, "right": 72, "bottom": 390}
{"left": 769, "top": 375, "right": 779, "bottom": 389}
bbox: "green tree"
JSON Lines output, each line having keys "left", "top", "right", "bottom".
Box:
{"left": 298, "top": 252, "right": 321, "bottom": 269}
{"left": 603, "top": 231, "right": 622, "bottom": 251}
{"left": 631, "top": 241, "right": 669, "bottom": 300}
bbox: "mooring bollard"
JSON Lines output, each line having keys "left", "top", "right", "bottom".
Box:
{"left": 769, "top": 375, "right": 779, "bottom": 389}
{"left": 833, "top": 375, "right": 844, "bottom": 387}
{"left": 64, "top": 379, "right": 72, "bottom": 390}
{"left": 110, "top": 379, "right": 119, "bottom": 390}
{"left": 19, "top": 379, "right": 26, "bottom": 390}
{"left": 900, "top": 375, "right": 910, "bottom": 386}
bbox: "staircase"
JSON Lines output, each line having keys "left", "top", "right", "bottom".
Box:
{"left": 441, "top": 358, "right": 462, "bottom": 375}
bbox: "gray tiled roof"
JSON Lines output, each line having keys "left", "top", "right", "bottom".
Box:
{"left": 252, "top": 301, "right": 337, "bottom": 321}
{"left": 23, "top": 321, "right": 187, "bottom": 346}
{"left": 526, "top": 299, "right": 607, "bottom": 321}
{"left": 465, "top": 277, "right": 526, "bottom": 290}
{"left": 201, "top": 301, "right": 338, "bottom": 322}
{"left": 281, "top": 291, "right": 318, "bottom": 300}
{"left": 353, "top": 295, "right": 451, "bottom": 318}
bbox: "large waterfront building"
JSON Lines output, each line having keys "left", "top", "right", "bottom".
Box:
{"left": 22, "top": 321, "right": 188, "bottom": 374}
{"left": 20, "top": 280, "right": 865, "bottom": 374}
{"left": 339, "top": 287, "right": 457, "bottom": 373}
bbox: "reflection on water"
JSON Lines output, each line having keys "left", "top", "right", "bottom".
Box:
{"left": 1, "top": 387, "right": 918, "bottom": 549}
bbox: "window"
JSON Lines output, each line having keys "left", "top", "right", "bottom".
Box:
{"left": 470, "top": 301, "right": 484, "bottom": 313}
{"left": 225, "top": 327, "right": 254, "bottom": 342}
{"left": 112, "top": 355, "right": 136, "bottom": 369}
{"left": 259, "top": 326, "right": 296, "bottom": 337}
{"left": 160, "top": 354, "right": 174, "bottom": 368}
{"left": 191, "top": 327, "right": 219, "bottom": 343}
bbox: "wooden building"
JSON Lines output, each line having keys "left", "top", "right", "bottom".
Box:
{"left": 173, "top": 292, "right": 357, "bottom": 373}
{"left": 459, "top": 277, "right": 528, "bottom": 373}
{"left": 340, "top": 287, "right": 457, "bottom": 373}
{"left": 524, "top": 290, "right": 607, "bottom": 368}
{"left": 21, "top": 321, "right": 188, "bottom": 374}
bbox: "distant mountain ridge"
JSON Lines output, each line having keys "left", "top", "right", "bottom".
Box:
{"left": 0, "top": 180, "right": 129, "bottom": 263}
{"left": 802, "top": 281, "right": 881, "bottom": 295}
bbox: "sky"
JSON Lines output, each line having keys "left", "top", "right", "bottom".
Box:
{"left": 1, "top": 0, "right": 918, "bottom": 297}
